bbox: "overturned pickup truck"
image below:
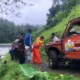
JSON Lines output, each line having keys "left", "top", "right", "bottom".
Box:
{"left": 45, "top": 17, "right": 80, "bottom": 69}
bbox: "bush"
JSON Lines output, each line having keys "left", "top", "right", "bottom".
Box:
{"left": 0, "top": 54, "right": 30, "bottom": 80}
{"left": 0, "top": 62, "right": 8, "bottom": 78}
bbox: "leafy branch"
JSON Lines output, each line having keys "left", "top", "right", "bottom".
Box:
{"left": 0, "top": 0, "right": 34, "bottom": 17}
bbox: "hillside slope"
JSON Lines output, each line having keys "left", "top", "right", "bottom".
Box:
{"left": 40, "top": 5, "right": 80, "bottom": 43}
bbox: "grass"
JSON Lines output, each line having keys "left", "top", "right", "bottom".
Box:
{"left": 49, "top": 72, "right": 79, "bottom": 80}
{"left": 0, "top": 54, "right": 79, "bottom": 80}
{"left": 40, "top": 5, "right": 80, "bottom": 43}
{"left": 1, "top": 4, "right": 80, "bottom": 80}
{"left": 39, "top": 4, "right": 80, "bottom": 61}
{"left": 0, "top": 54, "right": 29, "bottom": 80}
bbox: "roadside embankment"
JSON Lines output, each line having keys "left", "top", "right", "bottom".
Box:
{"left": 0, "top": 54, "right": 79, "bottom": 80}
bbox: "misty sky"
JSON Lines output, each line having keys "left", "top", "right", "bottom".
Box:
{"left": 0, "top": 0, "right": 52, "bottom": 25}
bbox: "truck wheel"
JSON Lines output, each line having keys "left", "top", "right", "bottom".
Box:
{"left": 74, "top": 61, "right": 80, "bottom": 68}
{"left": 48, "top": 50, "right": 59, "bottom": 69}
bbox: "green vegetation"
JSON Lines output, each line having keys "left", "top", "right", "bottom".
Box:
{"left": 41, "top": 0, "right": 80, "bottom": 43}
{"left": 0, "top": 0, "right": 80, "bottom": 80}
{"left": 0, "top": 54, "right": 29, "bottom": 80}
{"left": 40, "top": 4, "right": 80, "bottom": 61}
{"left": 41, "top": 5, "right": 80, "bottom": 43}
{"left": 0, "top": 18, "right": 41, "bottom": 43}
{"left": 47, "top": 0, "right": 80, "bottom": 27}
{"left": 0, "top": 54, "right": 79, "bottom": 80}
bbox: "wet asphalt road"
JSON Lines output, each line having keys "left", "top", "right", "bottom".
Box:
{"left": 0, "top": 44, "right": 11, "bottom": 58}
{"left": 33, "top": 61, "right": 80, "bottom": 78}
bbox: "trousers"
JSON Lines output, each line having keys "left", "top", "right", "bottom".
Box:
{"left": 32, "top": 48, "right": 41, "bottom": 64}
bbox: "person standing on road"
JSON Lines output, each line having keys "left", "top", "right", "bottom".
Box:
{"left": 18, "top": 33, "right": 25, "bottom": 64}
{"left": 32, "top": 36, "right": 45, "bottom": 64}
{"left": 9, "top": 37, "right": 19, "bottom": 60}
{"left": 25, "top": 29, "right": 32, "bottom": 48}
{"left": 24, "top": 29, "right": 32, "bottom": 62}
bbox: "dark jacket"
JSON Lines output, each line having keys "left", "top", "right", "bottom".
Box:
{"left": 18, "top": 38, "right": 25, "bottom": 51}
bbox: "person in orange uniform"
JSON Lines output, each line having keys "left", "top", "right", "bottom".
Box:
{"left": 32, "top": 36, "right": 45, "bottom": 64}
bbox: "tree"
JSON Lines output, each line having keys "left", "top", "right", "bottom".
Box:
{"left": 53, "top": 0, "right": 67, "bottom": 6}
{"left": 0, "top": 18, "right": 41, "bottom": 43}
{"left": 0, "top": 0, "right": 34, "bottom": 17}
{"left": 46, "top": 0, "right": 80, "bottom": 27}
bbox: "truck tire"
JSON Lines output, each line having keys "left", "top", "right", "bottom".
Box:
{"left": 74, "top": 61, "right": 80, "bottom": 68}
{"left": 48, "top": 50, "right": 59, "bottom": 69}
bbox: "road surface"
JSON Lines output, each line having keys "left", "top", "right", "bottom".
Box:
{"left": 33, "top": 61, "right": 80, "bottom": 78}
{"left": 0, "top": 44, "right": 80, "bottom": 78}
{"left": 0, "top": 44, "right": 11, "bottom": 58}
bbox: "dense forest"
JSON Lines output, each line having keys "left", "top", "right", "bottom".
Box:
{"left": 46, "top": 0, "right": 80, "bottom": 28}
{"left": 0, "top": 0, "right": 42, "bottom": 43}
{"left": 0, "top": 18, "right": 40, "bottom": 43}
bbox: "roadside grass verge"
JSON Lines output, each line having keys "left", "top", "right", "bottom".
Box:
{"left": 0, "top": 54, "right": 79, "bottom": 80}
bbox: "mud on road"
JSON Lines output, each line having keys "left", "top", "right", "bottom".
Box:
{"left": 33, "top": 61, "right": 80, "bottom": 78}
